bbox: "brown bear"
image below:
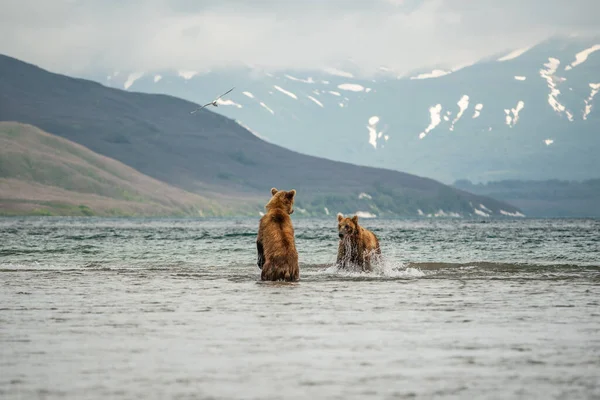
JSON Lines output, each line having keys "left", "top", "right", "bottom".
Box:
{"left": 336, "top": 213, "right": 381, "bottom": 272}
{"left": 256, "top": 188, "right": 299, "bottom": 281}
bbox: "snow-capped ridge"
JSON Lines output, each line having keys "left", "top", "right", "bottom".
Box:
{"left": 497, "top": 47, "right": 531, "bottom": 62}
{"left": 178, "top": 70, "right": 197, "bottom": 80}
{"left": 410, "top": 69, "right": 451, "bottom": 80}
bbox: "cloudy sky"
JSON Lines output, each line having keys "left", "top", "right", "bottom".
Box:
{"left": 1, "top": 0, "right": 599, "bottom": 76}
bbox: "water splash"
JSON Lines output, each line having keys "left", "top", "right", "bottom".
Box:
{"left": 321, "top": 252, "right": 424, "bottom": 279}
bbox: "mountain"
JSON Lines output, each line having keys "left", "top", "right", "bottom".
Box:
{"left": 0, "top": 122, "right": 227, "bottom": 216}
{"left": 453, "top": 179, "right": 600, "bottom": 218}
{"left": 89, "top": 36, "right": 600, "bottom": 184}
{"left": 0, "top": 54, "right": 521, "bottom": 218}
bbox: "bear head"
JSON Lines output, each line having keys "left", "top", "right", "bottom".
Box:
{"left": 266, "top": 187, "right": 296, "bottom": 214}
{"left": 337, "top": 213, "right": 359, "bottom": 239}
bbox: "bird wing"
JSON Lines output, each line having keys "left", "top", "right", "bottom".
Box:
{"left": 215, "top": 87, "right": 235, "bottom": 100}
{"left": 190, "top": 102, "right": 215, "bottom": 114}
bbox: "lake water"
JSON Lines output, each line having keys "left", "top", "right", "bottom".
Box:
{"left": 1, "top": 217, "right": 599, "bottom": 399}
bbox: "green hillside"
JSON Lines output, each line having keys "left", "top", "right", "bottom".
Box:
{"left": 0, "top": 122, "right": 248, "bottom": 216}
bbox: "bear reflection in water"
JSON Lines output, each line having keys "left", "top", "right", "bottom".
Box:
{"left": 336, "top": 213, "right": 381, "bottom": 272}
{"left": 256, "top": 188, "right": 299, "bottom": 282}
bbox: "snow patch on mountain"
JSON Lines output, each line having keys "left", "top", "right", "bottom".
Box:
{"left": 153, "top": 74, "right": 162, "bottom": 83}
{"left": 479, "top": 204, "right": 492, "bottom": 213}
{"left": 565, "top": 44, "right": 600, "bottom": 70}
{"left": 285, "top": 74, "right": 315, "bottom": 84}
{"left": 259, "top": 102, "right": 275, "bottom": 115}
{"left": 450, "top": 95, "right": 469, "bottom": 131}
{"left": 329, "top": 91, "right": 341, "bottom": 96}
{"left": 505, "top": 101, "right": 525, "bottom": 127}
{"left": 432, "top": 209, "right": 461, "bottom": 218}
{"left": 514, "top": 76, "right": 526, "bottom": 81}
{"left": 178, "top": 70, "right": 197, "bottom": 80}
{"left": 367, "top": 116, "right": 383, "bottom": 149}
{"left": 539, "top": 57, "right": 572, "bottom": 120}
{"left": 242, "top": 91, "right": 255, "bottom": 99}
{"left": 472, "top": 103, "right": 483, "bottom": 119}
{"left": 474, "top": 208, "right": 490, "bottom": 217}
{"left": 358, "top": 192, "right": 372, "bottom": 200}
{"left": 273, "top": 85, "right": 298, "bottom": 99}
{"left": 216, "top": 98, "right": 242, "bottom": 108}
{"left": 498, "top": 47, "right": 531, "bottom": 62}
{"left": 307, "top": 95, "right": 324, "bottom": 108}
{"left": 355, "top": 211, "right": 376, "bottom": 218}
{"left": 419, "top": 104, "right": 442, "bottom": 139}
{"left": 566, "top": 110, "right": 574, "bottom": 121}
{"left": 500, "top": 210, "right": 525, "bottom": 217}
{"left": 124, "top": 72, "right": 144, "bottom": 89}
{"left": 338, "top": 83, "right": 364, "bottom": 92}
{"left": 324, "top": 68, "right": 354, "bottom": 78}
{"left": 410, "top": 69, "right": 450, "bottom": 80}
{"left": 583, "top": 83, "right": 600, "bottom": 120}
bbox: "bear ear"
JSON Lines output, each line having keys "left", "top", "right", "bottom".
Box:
{"left": 271, "top": 188, "right": 278, "bottom": 196}
{"left": 286, "top": 189, "right": 296, "bottom": 199}
{"left": 337, "top": 213, "right": 343, "bottom": 222}
{"left": 352, "top": 215, "right": 359, "bottom": 225}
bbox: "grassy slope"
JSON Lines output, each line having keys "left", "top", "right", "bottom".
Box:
{"left": 0, "top": 122, "right": 254, "bottom": 216}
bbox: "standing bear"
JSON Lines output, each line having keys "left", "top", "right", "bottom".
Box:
{"left": 256, "top": 188, "right": 299, "bottom": 281}
{"left": 336, "top": 213, "right": 381, "bottom": 272}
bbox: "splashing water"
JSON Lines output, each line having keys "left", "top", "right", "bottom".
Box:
{"left": 323, "top": 237, "right": 423, "bottom": 278}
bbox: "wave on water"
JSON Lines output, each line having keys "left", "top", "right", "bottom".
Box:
{"left": 302, "top": 259, "right": 600, "bottom": 281}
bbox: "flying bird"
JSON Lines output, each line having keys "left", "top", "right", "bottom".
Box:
{"left": 190, "top": 88, "right": 235, "bottom": 114}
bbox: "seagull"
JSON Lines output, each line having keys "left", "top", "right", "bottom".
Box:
{"left": 190, "top": 87, "right": 235, "bottom": 114}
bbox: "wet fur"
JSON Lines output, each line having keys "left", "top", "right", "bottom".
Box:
{"left": 336, "top": 213, "right": 381, "bottom": 272}
{"left": 256, "top": 188, "right": 299, "bottom": 282}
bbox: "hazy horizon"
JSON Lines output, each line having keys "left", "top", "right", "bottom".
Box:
{"left": 1, "top": 0, "right": 599, "bottom": 77}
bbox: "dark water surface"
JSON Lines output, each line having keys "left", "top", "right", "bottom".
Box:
{"left": 1, "top": 217, "right": 599, "bottom": 399}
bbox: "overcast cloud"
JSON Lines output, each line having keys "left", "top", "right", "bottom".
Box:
{"left": 1, "top": 0, "right": 599, "bottom": 76}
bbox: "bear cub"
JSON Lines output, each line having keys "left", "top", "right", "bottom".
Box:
{"left": 336, "top": 213, "right": 381, "bottom": 272}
